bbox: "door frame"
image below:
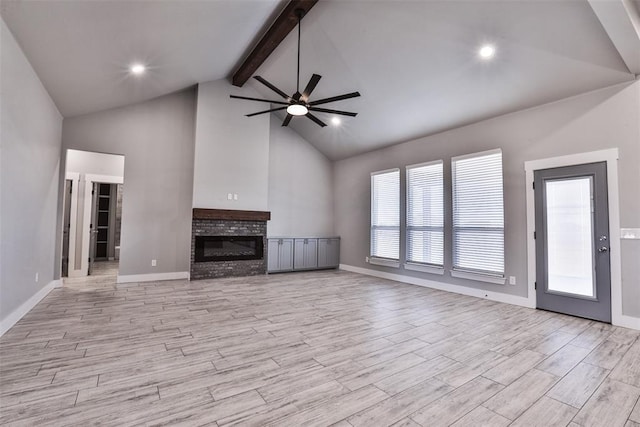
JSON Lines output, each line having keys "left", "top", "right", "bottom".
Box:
{"left": 64, "top": 172, "right": 81, "bottom": 277}
{"left": 80, "top": 174, "right": 123, "bottom": 276}
{"left": 525, "top": 148, "right": 635, "bottom": 329}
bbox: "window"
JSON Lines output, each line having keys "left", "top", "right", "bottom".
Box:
{"left": 452, "top": 149, "right": 504, "bottom": 276}
{"left": 406, "top": 161, "right": 444, "bottom": 266}
{"left": 371, "top": 169, "right": 400, "bottom": 261}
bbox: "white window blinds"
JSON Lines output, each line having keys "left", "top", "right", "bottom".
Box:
{"left": 406, "top": 161, "right": 444, "bottom": 266}
{"left": 371, "top": 169, "right": 400, "bottom": 260}
{"left": 452, "top": 150, "right": 504, "bottom": 275}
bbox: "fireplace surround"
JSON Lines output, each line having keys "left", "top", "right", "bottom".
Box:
{"left": 190, "top": 209, "right": 270, "bottom": 280}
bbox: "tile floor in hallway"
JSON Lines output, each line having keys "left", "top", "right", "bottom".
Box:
{"left": 0, "top": 270, "right": 639, "bottom": 426}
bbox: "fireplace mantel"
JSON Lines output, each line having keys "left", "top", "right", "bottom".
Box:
{"left": 192, "top": 208, "right": 271, "bottom": 221}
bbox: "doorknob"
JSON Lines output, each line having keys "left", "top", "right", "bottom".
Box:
{"left": 598, "top": 246, "right": 608, "bottom": 253}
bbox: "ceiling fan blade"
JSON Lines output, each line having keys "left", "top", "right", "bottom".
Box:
{"left": 305, "top": 112, "right": 327, "bottom": 127}
{"left": 309, "top": 91, "right": 361, "bottom": 106}
{"left": 308, "top": 107, "right": 357, "bottom": 117}
{"left": 254, "top": 76, "right": 290, "bottom": 99}
{"left": 246, "top": 106, "right": 287, "bottom": 117}
{"left": 301, "top": 74, "right": 322, "bottom": 101}
{"left": 282, "top": 114, "right": 293, "bottom": 127}
{"left": 230, "top": 95, "right": 289, "bottom": 105}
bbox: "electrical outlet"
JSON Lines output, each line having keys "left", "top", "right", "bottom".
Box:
{"left": 233, "top": 194, "right": 238, "bottom": 200}
{"left": 151, "top": 259, "right": 157, "bottom": 267}
{"left": 227, "top": 193, "right": 233, "bottom": 200}
{"left": 365, "top": 256, "right": 370, "bottom": 263}
{"left": 509, "top": 276, "right": 516, "bottom": 285}
{"left": 35, "top": 272, "right": 39, "bottom": 282}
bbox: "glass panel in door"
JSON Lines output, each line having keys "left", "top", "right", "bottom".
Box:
{"left": 545, "top": 177, "right": 595, "bottom": 298}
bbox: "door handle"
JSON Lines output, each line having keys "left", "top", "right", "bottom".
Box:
{"left": 598, "top": 246, "right": 608, "bottom": 253}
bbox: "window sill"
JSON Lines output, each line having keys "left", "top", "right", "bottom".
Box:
{"left": 369, "top": 257, "right": 400, "bottom": 268}
{"left": 450, "top": 269, "right": 506, "bottom": 285}
{"left": 404, "top": 263, "right": 445, "bottom": 275}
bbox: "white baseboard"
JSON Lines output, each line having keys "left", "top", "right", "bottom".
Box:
{"left": 0, "top": 279, "right": 62, "bottom": 337}
{"left": 613, "top": 314, "right": 640, "bottom": 330}
{"left": 339, "top": 264, "right": 534, "bottom": 309}
{"left": 116, "top": 271, "right": 190, "bottom": 284}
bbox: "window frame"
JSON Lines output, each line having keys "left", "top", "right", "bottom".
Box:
{"left": 451, "top": 148, "right": 505, "bottom": 282}
{"left": 370, "top": 168, "right": 400, "bottom": 267}
{"left": 405, "top": 160, "right": 444, "bottom": 272}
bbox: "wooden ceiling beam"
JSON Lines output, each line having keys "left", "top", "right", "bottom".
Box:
{"left": 232, "top": 0, "right": 318, "bottom": 87}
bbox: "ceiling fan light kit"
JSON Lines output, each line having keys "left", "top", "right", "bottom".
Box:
{"left": 230, "top": 8, "right": 360, "bottom": 128}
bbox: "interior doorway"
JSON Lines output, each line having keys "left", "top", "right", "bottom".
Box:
{"left": 61, "top": 149, "right": 125, "bottom": 282}
{"left": 88, "top": 182, "right": 123, "bottom": 276}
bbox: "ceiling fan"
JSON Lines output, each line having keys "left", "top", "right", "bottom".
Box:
{"left": 230, "top": 8, "right": 360, "bottom": 127}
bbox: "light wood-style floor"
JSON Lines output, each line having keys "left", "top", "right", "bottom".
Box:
{"left": 1, "top": 270, "right": 639, "bottom": 426}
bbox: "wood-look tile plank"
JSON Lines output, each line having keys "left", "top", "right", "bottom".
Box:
{"left": 610, "top": 339, "right": 640, "bottom": 388}
{"left": 510, "top": 396, "right": 578, "bottom": 427}
{"left": 347, "top": 378, "right": 453, "bottom": 427}
{"left": 483, "top": 368, "right": 558, "bottom": 420}
{"left": 266, "top": 384, "right": 388, "bottom": 427}
{"left": 630, "top": 396, "right": 640, "bottom": 423}
{"left": 450, "top": 405, "right": 510, "bottom": 427}
{"left": 482, "top": 349, "right": 546, "bottom": 385}
{"left": 546, "top": 362, "right": 610, "bottom": 408}
{"left": 374, "top": 355, "right": 459, "bottom": 395}
{"left": 536, "top": 344, "right": 591, "bottom": 377}
{"left": 584, "top": 339, "right": 632, "bottom": 370}
{"left": 409, "top": 376, "right": 503, "bottom": 426}
{"left": 572, "top": 378, "right": 640, "bottom": 426}
{"left": 337, "top": 352, "right": 425, "bottom": 391}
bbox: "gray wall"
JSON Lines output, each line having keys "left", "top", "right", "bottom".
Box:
{"left": 1, "top": 18, "right": 63, "bottom": 320}
{"left": 268, "top": 115, "right": 334, "bottom": 237}
{"left": 193, "top": 79, "right": 270, "bottom": 211}
{"left": 61, "top": 89, "right": 197, "bottom": 277}
{"left": 334, "top": 81, "right": 640, "bottom": 317}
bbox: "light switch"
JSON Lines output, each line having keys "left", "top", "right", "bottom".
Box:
{"left": 227, "top": 193, "right": 233, "bottom": 200}
{"left": 233, "top": 194, "right": 238, "bottom": 200}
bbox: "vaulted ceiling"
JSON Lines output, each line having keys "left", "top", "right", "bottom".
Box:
{"left": 2, "top": 0, "right": 639, "bottom": 160}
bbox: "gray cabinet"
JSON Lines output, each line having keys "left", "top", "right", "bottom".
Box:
{"left": 268, "top": 237, "right": 339, "bottom": 273}
{"left": 318, "top": 238, "right": 340, "bottom": 268}
{"left": 267, "top": 238, "right": 294, "bottom": 272}
{"left": 294, "top": 238, "right": 318, "bottom": 270}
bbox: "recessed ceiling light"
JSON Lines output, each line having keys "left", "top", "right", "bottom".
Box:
{"left": 331, "top": 117, "right": 341, "bottom": 126}
{"left": 478, "top": 45, "right": 496, "bottom": 59}
{"left": 130, "top": 63, "right": 146, "bottom": 75}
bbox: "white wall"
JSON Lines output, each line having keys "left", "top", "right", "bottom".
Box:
{"left": 334, "top": 80, "right": 640, "bottom": 318}
{"left": 193, "top": 79, "right": 270, "bottom": 211}
{"left": 268, "top": 115, "right": 334, "bottom": 237}
{"left": 66, "top": 149, "right": 125, "bottom": 176}
{"left": 61, "top": 89, "right": 197, "bottom": 278}
{"left": 0, "top": 18, "right": 63, "bottom": 331}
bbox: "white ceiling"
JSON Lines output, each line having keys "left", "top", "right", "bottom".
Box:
{"left": 2, "top": 0, "right": 638, "bottom": 160}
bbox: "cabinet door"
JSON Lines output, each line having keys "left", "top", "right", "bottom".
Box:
{"left": 279, "top": 239, "right": 294, "bottom": 271}
{"left": 294, "top": 239, "right": 306, "bottom": 270}
{"left": 267, "top": 239, "right": 281, "bottom": 272}
{"left": 318, "top": 238, "right": 340, "bottom": 268}
{"left": 294, "top": 239, "right": 318, "bottom": 270}
{"left": 304, "top": 239, "right": 318, "bottom": 269}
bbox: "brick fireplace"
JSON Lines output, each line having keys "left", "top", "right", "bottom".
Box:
{"left": 190, "top": 208, "right": 270, "bottom": 280}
